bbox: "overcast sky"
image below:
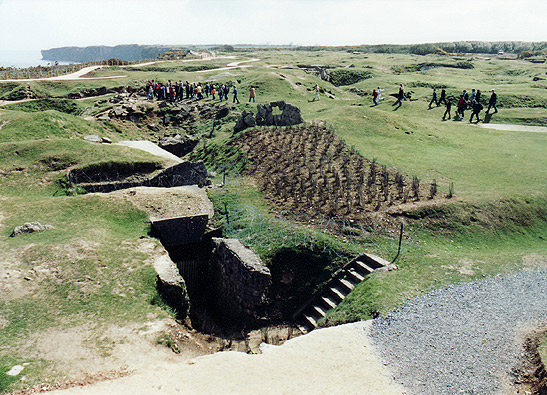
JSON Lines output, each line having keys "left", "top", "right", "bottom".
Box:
{"left": 0, "top": 0, "right": 546, "bottom": 51}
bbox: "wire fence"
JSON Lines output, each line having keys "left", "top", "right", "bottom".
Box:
{"left": 0, "top": 59, "right": 156, "bottom": 80}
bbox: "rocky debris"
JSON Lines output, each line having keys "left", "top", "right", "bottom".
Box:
{"left": 234, "top": 110, "right": 257, "bottom": 132}
{"left": 153, "top": 253, "right": 190, "bottom": 318}
{"left": 234, "top": 101, "right": 303, "bottom": 133}
{"left": 209, "top": 238, "right": 272, "bottom": 322}
{"left": 10, "top": 222, "right": 54, "bottom": 237}
{"left": 96, "top": 94, "right": 232, "bottom": 133}
{"left": 315, "top": 67, "right": 330, "bottom": 82}
{"left": 83, "top": 135, "right": 112, "bottom": 144}
{"left": 215, "top": 105, "right": 230, "bottom": 119}
{"left": 158, "top": 134, "right": 199, "bottom": 157}
{"left": 66, "top": 85, "right": 131, "bottom": 100}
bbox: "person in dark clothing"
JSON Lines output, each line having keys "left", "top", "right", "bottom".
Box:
{"left": 469, "top": 100, "right": 483, "bottom": 123}
{"left": 442, "top": 98, "right": 452, "bottom": 121}
{"left": 475, "top": 89, "right": 481, "bottom": 105}
{"left": 393, "top": 84, "right": 405, "bottom": 106}
{"left": 429, "top": 88, "right": 438, "bottom": 109}
{"left": 232, "top": 86, "right": 240, "bottom": 104}
{"left": 457, "top": 95, "right": 466, "bottom": 120}
{"left": 462, "top": 90, "right": 469, "bottom": 101}
{"left": 486, "top": 89, "right": 498, "bottom": 113}
{"left": 438, "top": 87, "right": 447, "bottom": 106}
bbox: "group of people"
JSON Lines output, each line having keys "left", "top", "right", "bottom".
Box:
{"left": 145, "top": 80, "right": 257, "bottom": 104}
{"left": 371, "top": 83, "right": 499, "bottom": 123}
{"left": 429, "top": 87, "right": 498, "bottom": 122}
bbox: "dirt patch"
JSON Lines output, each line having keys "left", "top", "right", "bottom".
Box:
{"left": 0, "top": 257, "right": 31, "bottom": 300}
{"left": 522, "top": 253, "right": 547, "bottom": 270}
{"left": 106, "top": 186, "right": 214, "bottom": 220}
{"left": 45, "top": 321, "right": 405, "bottom": 394}
{"left": 511, "top": 325, "right": 547, "bottom": 395}
{"left": 13, "top": 318, "right": 218, "bottom": 394}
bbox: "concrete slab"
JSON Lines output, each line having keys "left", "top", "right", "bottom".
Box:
{"left": 116, "top": 140, "right": 183, "bottom": 163}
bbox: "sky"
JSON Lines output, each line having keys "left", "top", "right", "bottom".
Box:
{"left": 0, "top": 0, "right": 546, "bottom": 51}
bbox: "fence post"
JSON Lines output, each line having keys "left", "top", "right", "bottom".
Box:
{"left": 391, "top": 220, "right": 404, "bottom": 264}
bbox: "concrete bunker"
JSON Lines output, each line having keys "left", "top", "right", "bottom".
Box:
{"left": 69, "top": 160, "right": 210, "bottom": 193}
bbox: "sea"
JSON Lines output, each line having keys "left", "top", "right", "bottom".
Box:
{"left": 0, "top": 50, "right": 74, "bottom": 68}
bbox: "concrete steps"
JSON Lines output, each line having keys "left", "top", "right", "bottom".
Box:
{"left": 295, "top": 253, "right": 396, "bottom": 333}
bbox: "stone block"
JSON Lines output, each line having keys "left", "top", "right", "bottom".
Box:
{"left": 151, "top": 214, "right": 209, "bottom": 246}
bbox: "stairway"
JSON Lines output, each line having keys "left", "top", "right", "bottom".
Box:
{"left": 296, "top": 253, "right": 396, "bottom": 333}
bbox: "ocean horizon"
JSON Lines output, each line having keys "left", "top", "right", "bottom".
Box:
{"left": 0, "top": 50, "right": 74, "bottom": 68}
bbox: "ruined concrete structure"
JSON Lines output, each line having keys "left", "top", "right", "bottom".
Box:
{"left": 72, "top": 161, "right": 210, "bottom": 193}
{"left": 209, "top": 238, "right": 272, "bottom": 320}
{"left": 153, "top": 252, "right": 190, "bottom": 317}
{"left": 151, "top": 214, "right": 209, "bottom": 247}
{"left": 158, "top": 134, "right": 199, "bottom": 157}
{"left": 234, "top": 101, "right": 303, "bottom": 133}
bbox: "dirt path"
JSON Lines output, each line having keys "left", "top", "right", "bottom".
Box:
{"left": 196, "top": 58, "right": 261, "bottom": 74}
{"left": 49, "top": 321, "right": 404, "bottom": 395}
{"left": 0, "top": 56, "right": 255, "bottom": 85}
{"left": 478, "top": 123, "right": 547, "bottom": 133}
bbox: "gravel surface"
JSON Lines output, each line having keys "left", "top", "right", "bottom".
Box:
{"left": 370, "top": 269, "right": 547, "bottom": 394}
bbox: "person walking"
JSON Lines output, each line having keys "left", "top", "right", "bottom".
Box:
{"left": 486, "top": 89, "right": 498, "bottom": 114}
{"left": 219, "top": 84, "right": 224, "bottom": 102}
{"left": 475, "top": 89, "right": 482, "bottom": 105}
{"left": 457, "top": 94, "right": 466, "bottom": 120}
{"left": 438, "top": 86, "right": 447, "bottom": 106}
{"left": 469, "top": 89, "right": 476, "bottom": 103}
{"left": 372, "top": 88, "right": 378, "bottom": 105}
{"left": 393, "top": 84, "right": 405, "bottom": 106}
{"left": 442, "top": 97, "right": 452, "bottom": 121}
{"left": 469, "top": 99, "right": 483, "bottom": 123}
{"left": 312, "top": 84, "right": 320, "bottom": 101}
{"left": 429, "top": 88, "right": 438, "bottom": 109}
{"left": 249, "top": 86, "right": 256, "bottom": 102}
{"left": 377, "top": 86, "right": 384, "bottom": 101}
{"left": 233, "top": 86, "right": 240, "bottom": 104}
{"left": 211, "top": 85, "right": 216, "bottom": 100}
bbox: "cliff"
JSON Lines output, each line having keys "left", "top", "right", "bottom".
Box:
{"left": 41, "top": 44, "right": 187, "bottom": 62}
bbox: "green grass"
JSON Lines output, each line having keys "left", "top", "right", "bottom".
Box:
{"left": 322, "top": 197, "right": 547, "bottom": 325}
{"left": 0, "top": 110, "right": 105, "bottom": 142}
{"left": 2, "top": 99, "right": 83, "bottom": 115}
{"left": 0, "top": 194, "right": 168, "bottom": 391}
{"left": 1, "top": 50, "right": 547, "bottom": 391}
{"left": 0, "top": 138, "right": 169, "bottom": 197}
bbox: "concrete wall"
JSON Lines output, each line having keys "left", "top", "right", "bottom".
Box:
{"left": 210, "top": 238, "right": 271, "bottom": 321}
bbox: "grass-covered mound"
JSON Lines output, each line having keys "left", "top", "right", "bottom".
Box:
{"left": 3, "top": 99, "right": 82, "bottom": 115}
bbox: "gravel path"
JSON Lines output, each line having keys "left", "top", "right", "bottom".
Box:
{"left": 370, "top": 269, "right": 547, "bottom": 394}
{"left": 478, "top": 123, "right": 547, "bottom": 133}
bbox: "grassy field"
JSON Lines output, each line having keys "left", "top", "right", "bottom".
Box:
{"left": 0, "top": 49, "right": 546, "bottom": 391}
